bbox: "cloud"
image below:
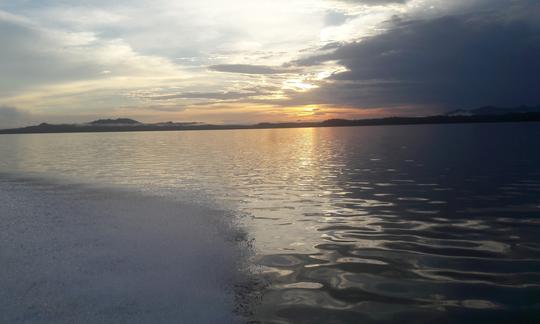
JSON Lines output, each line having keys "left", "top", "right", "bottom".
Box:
{"left": 0, "top": 10, "right": 182, "bottom": 95}
{"left": 0, "top": 106, "right": 33, "bottom": 129}
{"left": 0, "top": 8, "right": 196, "bottom": 121}
{"left": 325, "top": 10, "right": 356, "bottom": 26}
{"left": 0, "top": 0, "right": 415, "bottom": 122}
{"left": 149, "top": 91, "right": 260, "bottom": 101}
{"left": 289, "top": 1, "right": 540, "bottom": 109}
{"left": 0, "top": 12, "right": 98, "bottom": 95}
{"left": 337, "top": 0, "right": 408, "bottom": 5}
{"left": 2, "top": 0, "right": 538, "bottom": 122}
{"left": 337, "top": 0, "right": 412, "bottom": 7}
{"left": 208, "top": 64, "right": 299, "bottom": 75}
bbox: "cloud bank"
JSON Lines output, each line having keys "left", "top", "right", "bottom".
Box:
{"left": 209, "top": 64, "right": 298, "bottom": 75}
{"left": 287, "top": 0, "right": 540, "bottom": 110}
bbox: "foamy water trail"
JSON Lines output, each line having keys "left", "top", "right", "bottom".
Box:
{"left": 0, "top": 177, "right": 248, "bottom": 323}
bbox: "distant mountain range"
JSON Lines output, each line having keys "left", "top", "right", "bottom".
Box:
{"left": 1, "top": 109, "right": 539, "bottom": 135}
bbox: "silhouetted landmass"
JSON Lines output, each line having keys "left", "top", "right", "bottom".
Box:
{"left": 1, "top": 111, "right": 539, "bottom": 135}
{"left": 88, "top": 118, "right": 142, "bottom": 126}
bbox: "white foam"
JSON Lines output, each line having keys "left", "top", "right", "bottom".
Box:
{"left": 0, "top": 178, "right": 247, "bottom": 323}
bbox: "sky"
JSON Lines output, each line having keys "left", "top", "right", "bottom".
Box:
{"left": 0, "top": 0, "right": 539, "bottom": 127}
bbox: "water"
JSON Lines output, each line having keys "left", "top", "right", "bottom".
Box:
{"left": 1, "top": 123, "right": 539, "bottom": 323}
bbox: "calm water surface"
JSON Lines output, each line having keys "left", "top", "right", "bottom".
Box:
{"left": 1, "top": 123, "right": 540, "bottom": 323}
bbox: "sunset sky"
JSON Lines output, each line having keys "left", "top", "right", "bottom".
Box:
{"left": 0, "top": 0, "right": 539, "bottom": 127}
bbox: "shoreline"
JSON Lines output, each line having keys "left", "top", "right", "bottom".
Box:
{"left": 1, "top": 112, "right": 539, "bottom": 135}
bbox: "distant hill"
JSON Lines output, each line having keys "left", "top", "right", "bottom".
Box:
{"left": 447, "top": 105, "right": 540, "bottom": 116}
{"left": 88, "top": 118, "right": 142, "bottom": 126}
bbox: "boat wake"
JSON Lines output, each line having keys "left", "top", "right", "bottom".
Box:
{"left": 0, "top": 176, "right": 251, "bottom": 323}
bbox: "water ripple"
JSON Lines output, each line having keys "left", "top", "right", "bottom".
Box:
{"left": 1, "top": 124, "right": 539, "bottom": 323}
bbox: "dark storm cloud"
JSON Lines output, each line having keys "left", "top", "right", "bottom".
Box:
{"left": 208, "top": 64, "right": 298, "bottom": 75}
{"left": 290, "top": 1, "right": 540, "bottom": 109}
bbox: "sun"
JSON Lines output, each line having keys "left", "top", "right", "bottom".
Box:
{"left": 292, "top": 105, "right": 320, "bottom": 118}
